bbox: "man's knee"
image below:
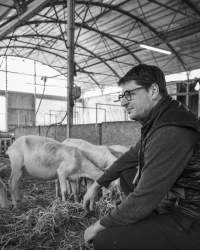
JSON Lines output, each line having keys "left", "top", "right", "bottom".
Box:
{"left": 93, "top": 230, "right": 118, "bottom": 250}
{"left": 93, "top": 233, "right": 104, "bottom": 250}
{"left": 93, "top": 231, "right": 106, "bottom": 250}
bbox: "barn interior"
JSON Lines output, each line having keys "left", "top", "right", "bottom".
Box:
{"left": 0, "top": 0, "right": 200, "bottom": 143}
{"left": 0, "top": 0, "right": 200, "bottom": 249}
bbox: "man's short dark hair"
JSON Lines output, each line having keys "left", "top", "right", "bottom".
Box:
{"left": 118, "top": 64, "right": 168, "bottom": 96}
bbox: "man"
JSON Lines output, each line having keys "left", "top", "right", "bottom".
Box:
{"left": 83, "top": 64, "right": 200, "bottom": 250}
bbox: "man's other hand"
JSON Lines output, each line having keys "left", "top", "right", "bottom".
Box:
{"left": 84, "top": 220, "right": 106, "bottom": 244}
{"left": 83, "top": 181, "right": 101, "bottom": 211}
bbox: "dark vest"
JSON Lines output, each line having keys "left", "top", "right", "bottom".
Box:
{"left": 138, "top": 96, "right": 200, "bottom": 218}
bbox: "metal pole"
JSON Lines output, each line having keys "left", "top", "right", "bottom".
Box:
{"left": 198, "top": 89, "right": 200, "bottom": 118}
{"left": 17, "top": 110, "right": 20, "bottom": 127}
{"left": 66, "top": 0, "right": 75, "bottom": 138}
{"left": 186, "top": 72, "right": 190, "bottom": 107}
{"left": 96, "top": 103, "right": 98, "bottom": 124}
{"left": 34, "top": 60, "right": 36, "bottom": 125}
{"left": 5, "top": 56, "right": 8, "bottom": 131}
{"left": 49, "top": 110, "right": 52, "bottom": 124}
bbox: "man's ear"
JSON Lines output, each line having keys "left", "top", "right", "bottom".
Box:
{"left": 151, "top": 83, "right": 160, "bottom": 99}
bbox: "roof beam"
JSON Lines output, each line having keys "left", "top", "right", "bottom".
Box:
{"left": 148, "top": 0, "right": 195, "bottom": 18}
{"left": 182, "top": 0, "right": 200, "bottom": 17}
{"left": 17, "top": 18, "right": 200, "bottom": 64}
{"left": 0, "top": 6, "right": 13, "bottom": 23}
{"left": 19, "top": 19, "right": 141, "bottom": 63}
{"left": 48, "top": 1, "right": 188, "bottom": 71}
{"left": 83, "top": 0, "right": 132, "bottom": 24}
{"left": 77, "top": 23, "right": 141, "bottom": 63}
{"left": 160, "top": 21, "right": 200, "bottom": 42}
{"left": 4, "top": 34, "right": 121, "bottom": 78}
{"left": 74, "top": 1, "right": 189, "bottom": 71}
{"left": 0, "top": 0, "right": 51, "bottom": 41}
{"left": 0, "top": 44, "right": 102, "bottom": 89}
{"left": 0, "top": 90, "right": 66, "bottom": 101}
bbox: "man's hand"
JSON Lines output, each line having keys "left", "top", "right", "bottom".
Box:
{"left": 83, "top": 181, "right": 101, "bottom": 211}
{"left": 84, "top": 220, "right": 106, "bottom": 244}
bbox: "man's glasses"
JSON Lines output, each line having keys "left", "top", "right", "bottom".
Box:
{"left": 115, "top": 86, "right": 144, "bottom": 102}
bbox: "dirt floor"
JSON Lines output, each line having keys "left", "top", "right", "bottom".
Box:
{"left": 0, "top": 157, "right": 118, "bottom": 250}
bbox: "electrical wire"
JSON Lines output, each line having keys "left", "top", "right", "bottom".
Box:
{"left": 35, "top": 76, "right": 47, "bottom": 116}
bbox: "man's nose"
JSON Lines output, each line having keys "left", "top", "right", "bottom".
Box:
{"left": 120, "top": 97, "right": 129, "bottom": 107}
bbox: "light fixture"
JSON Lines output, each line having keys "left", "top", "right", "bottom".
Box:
{"left": 140, "top": 44, "right": 172, "bottom": 55}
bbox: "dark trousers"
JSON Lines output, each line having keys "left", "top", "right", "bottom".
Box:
{"left": 93, "top": 168, "right": 200, "bottom": 250}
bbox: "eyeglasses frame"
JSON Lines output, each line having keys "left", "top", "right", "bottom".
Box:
{"left": 116, "top": 86, "right": 145, "bottom": 102}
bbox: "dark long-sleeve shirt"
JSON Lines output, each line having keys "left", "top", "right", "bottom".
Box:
{"left": 98, "top": 141, "right": 140, "bottom": 188}
{"left": 97, "top": 126, "right": 198, "bottom": 227}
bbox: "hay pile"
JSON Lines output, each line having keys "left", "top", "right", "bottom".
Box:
{"left": 0, "top": 160, "right": 120, "bottom": 250}
{"left": 0, "top": 199, "right": 95, "bottom": 250}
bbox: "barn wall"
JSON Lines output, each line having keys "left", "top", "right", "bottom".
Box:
{"left": 7, "top": 92, "right": 35, "bottom": 130}
{"left": 14, "top": 126, "right": 39, "bottom": 138}
{"left": 71, "top": 124, "right": 101, "bottom": 144}
{"left": 14, "top": 121, "right": 141, "bottom": 146}
{"left": 101, "top": 121, "right": 141, "bottom": 146}
{"left": 38, "top": 125, "right": 66, "bottom": 141}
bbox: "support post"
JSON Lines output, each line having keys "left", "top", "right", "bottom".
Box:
{"left": 186, "top": 72, "right": 190, "bottom": 107}
{"left": 96, "top": 103, "right": 98, "bottom": 124}
{"left": 198, "top": 89, "right": 200, "bottom": 118}
{"left": 66, "top": 0, "right": 75, "bottom": 138}
{"left": 5, "top": 56, "right": 8, "bottom": 131}
{"left": 0, "top": 0, "right": 51, "bottom": 40}
{"left": 34, "top": 60, "right": 36, "bottom": 125}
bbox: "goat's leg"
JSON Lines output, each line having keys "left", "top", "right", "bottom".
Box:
{"left": 65, "top": 179, "right": 78, "bottom": 201}
{"left": 86, "top": 178, "right": 93, "bottom": 190}
{"left": 70, "top": 179, "right": 79, "bottom": 202}
{"left": 66, "top": 179, "right": 72, "bottom": 197}
{"left": 9, "top": 167, "right": 23, "bottom": 208}
{"left": 57, "top": 161, "right": 81, "bottom": 202}
{"left": 57, "top": 164, "right": 68, "bottom": 202}
{"left": 55, "top": 179, "right": 60, "bottom": 199}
